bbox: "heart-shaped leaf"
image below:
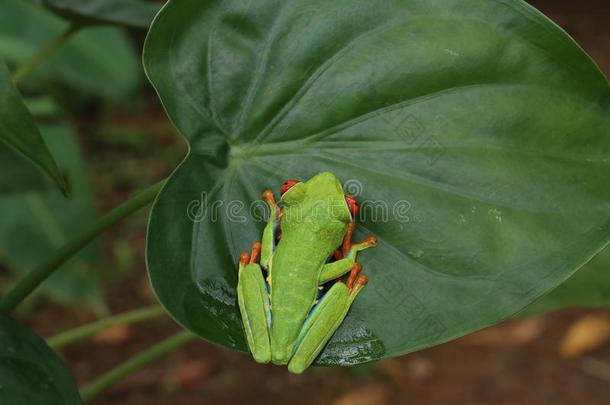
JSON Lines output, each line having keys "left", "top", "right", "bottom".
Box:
{"left": 524, "top": 247, "right": 610, "bottom": 315}
{"left": 0, "top": 125, "right": 104, "bottom": 313}
{"left": 144, "top": 0, "right": 610, "bottom": 366}
{"left": 0, "top": 315, "right": 83, "bottom": 404}
{"left": 0, "top": 0, "right": 140, "bottom": 100}
{"left": 0, "top": 60, "right": 65, "bottom": 194}
{"left": 33, "top": 0, "right": 162, "bottom": 29}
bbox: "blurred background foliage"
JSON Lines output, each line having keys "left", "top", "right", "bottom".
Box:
{"left": 0, "top": 0, "right": 140, "bottom": 99}
{"left": 0, "top": 123, "right": 103, "bottom": 313}
{"left": 0, "top": 0, "right": 181, "bottom": 314}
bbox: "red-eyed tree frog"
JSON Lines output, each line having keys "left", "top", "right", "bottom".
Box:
{"left": 237, "top": 172, "right": 377, "bottom": 373}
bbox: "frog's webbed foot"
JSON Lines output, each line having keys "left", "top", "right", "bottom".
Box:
{"left": 288, "top": 276, "right": 368, "bottom": 374}
{"left": 237, "top": 242, "right": 271, "bottom": 364}
{"left": 346, "top": 262, "right": 363, "bottom": 292}
{"left": 341, "top": 221, "right": 356, "bottom": 256}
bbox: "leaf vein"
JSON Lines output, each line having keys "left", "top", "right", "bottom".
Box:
{"left": 250, "top": 17, "right": 408, "bottom": 146}
{"left": 233, "top": 1, "right": 294, "bottom": 137}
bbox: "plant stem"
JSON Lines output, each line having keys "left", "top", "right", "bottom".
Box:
{"left": 48, "top": 305, "right": 166, "bottom": 350}
{"left": 12, "top": 24, "right": 80, "bottom": 85}
{"left": 80, "top": 330, "right": 195, "bottom": 402}
{"left": 0, "top": 180, "right": 165, "bottom": 314}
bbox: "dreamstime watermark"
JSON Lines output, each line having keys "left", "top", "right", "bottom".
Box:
{"left": 186, "top": 179, "right": 412, "bottom": 224}
{"left": 384, "top": 111, "right": 446, "bottom": 166}
{"left": 343, "top": 179, "right": 363, "bottom": 197}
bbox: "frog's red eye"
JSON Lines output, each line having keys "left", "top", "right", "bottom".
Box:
{"left": 280, "top": 179, "right": 300, "bottom": 195}
{"left": 345, "top": 195, "right": 359, "bottom": 217}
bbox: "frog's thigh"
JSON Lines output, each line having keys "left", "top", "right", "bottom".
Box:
{"left": 288, "top": 282, "right": 351, "bottom": 374}
{"left": 238, "top": 263, "right": 271, "bottom": 364}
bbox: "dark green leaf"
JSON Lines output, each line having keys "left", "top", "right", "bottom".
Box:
{"left": 0, "top": 0, "right": 140, "bottom": 100}
{"left": 0, "top": 316, "right": 83, "bottom": 404}
{"left": 24, "top": 96, "right": 61, "bottom": 118}
{"left": 0, "top": 143, "right": 48, "bottom": 194}
{"left": 144, "top": 0, "right": 610, "bottom": 366}
{"left": 524, "top": 247, "right": 610, "bottom": 315}
{"left": 0, "top": 60, "right": 65, "bottom": 193}
{"left": 0, "top": 125, "right": 104, "bottom": 312}
{"left": 33, "top": 0, "right": 162, "bottom": 29}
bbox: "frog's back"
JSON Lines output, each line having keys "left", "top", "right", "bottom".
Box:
{"left": 269, "top": 217, "right": 346, "bottom": 364}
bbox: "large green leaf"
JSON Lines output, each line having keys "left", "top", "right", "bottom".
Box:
{"left": 33, "top": 0, "right": 162, "bottom": 29}
{"left": 144, "top": 0, "right": 610, "bottom": 366}
{"left": 0, "top": 125, "right": 104, "bottom": 312}
{"left": 0, "top": 315, "right": 83, "bottom": 404}
{"left": 0, "top": 60, "right": 65, "bottom": 193}
{"left": 0, "top": 0, "right": 140, "bottom": 99}
{"left": 524, "top": 247, "right": 610, "bottom": 315}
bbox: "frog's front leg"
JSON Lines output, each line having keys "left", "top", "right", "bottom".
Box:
{"left": 287, "top": 276, "right": 368, "bottom": 374}
{"left": 237, "top": 242, "right": 271, "bottom": 364}
{"left": 318, "top": 224, "right": 377, "bottom": 284}
{"left": 260, "top": 189, "right": 279, "bottom": 269}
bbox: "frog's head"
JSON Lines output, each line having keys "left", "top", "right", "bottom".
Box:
{"left": 279, "top": 172, "right": 357, "bottom": 224}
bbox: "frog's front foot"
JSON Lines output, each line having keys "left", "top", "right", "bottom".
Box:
{"left": 342, "top": 222, "right": 377, "bottom": 255}
{"left": 318, "top": 231, "right": 377, "bottom": 284}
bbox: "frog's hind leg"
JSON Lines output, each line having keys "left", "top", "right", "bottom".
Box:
{"left": 287, "top": 276, "right": 368, "bottom": 374}
{"left": 237, "top": 242, "right": 271, "bottom": 364}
